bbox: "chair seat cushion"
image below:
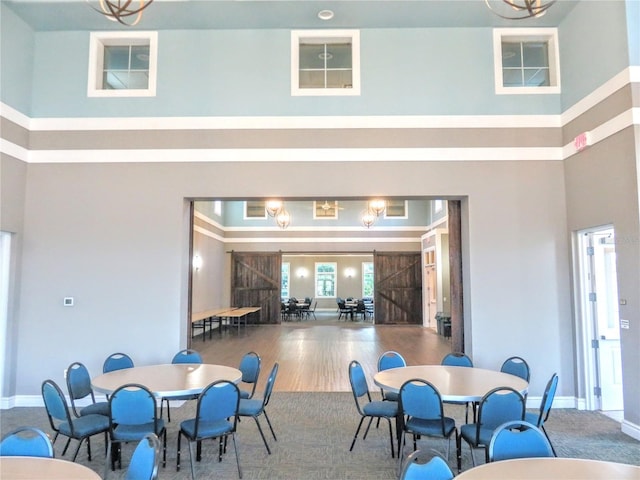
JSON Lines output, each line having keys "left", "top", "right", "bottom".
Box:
{"left": 238, "top": 398, "right": 262, "bottom": 416}
{"left": 239, "top": 390, "right": 251, "bottom": 399}
{"left": 80, "top": 402, "right": 109, "bottom": 417}
{"left": 180, "top": 418, "right": 233, "bottom": 439}
{"left": 59, "top": 414, "right": 109, "bottom": 437}
{"left": 113, "top": 420, "right": 165, "bottom": 442}
{"left": 363, "top": 400, "right": 398, "bottom": 418}
{"left": 460, "top": 423, "right": 493, "bottom": 446}
{"left": 383, "top": 391, "right": 399, "bottom": 402}
{"left": 405, "top": 416, "right": 456, "bottom": 437}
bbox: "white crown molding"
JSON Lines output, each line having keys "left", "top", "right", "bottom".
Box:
{"left": 226, "top": 237, "right": 421, "bottom": 243}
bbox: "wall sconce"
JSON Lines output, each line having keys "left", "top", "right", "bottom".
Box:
{"left": 276, "top": 209, "right": 291, "bottom": 229}
{"left": 369, "top": 199, "right": 386, "bottom": 217}
{"left": 297, "top": 268, "right": 308, "bottom": 278}
{"left": 345, "top": 267, "right": 356, "bottom": 278}
{"left": 361, "top": 209, "right": 376, "bottom": 229}
{"left": 266, "top": 200, "right": 283, "bottom": 217}
{"left": 192, "top": 255, "right": 203, "bottom": 271}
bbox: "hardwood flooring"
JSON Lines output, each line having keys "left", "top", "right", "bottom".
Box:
{"left": 194, "top": 313, "right": 452, "bottom": 393}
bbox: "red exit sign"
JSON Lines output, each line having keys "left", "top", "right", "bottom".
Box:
{"left": 574, "top": 132, "right": 591, "bottom": 152}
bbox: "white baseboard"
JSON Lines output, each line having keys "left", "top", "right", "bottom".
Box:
{"left": 621, "top": 420, "right": 640, "bottom": 441}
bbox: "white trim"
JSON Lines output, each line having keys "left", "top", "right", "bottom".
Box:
{"left": 0, "top": 139, "right": 29, "bottom": 162}
{"left": 621, "top": 420, "right": 640, "bottom": 441}
{"left": 223, "top": 225, "right": 427, "bottom": 232}
{"left": 226, "top": 237, "right": 421, "bottom": 243}
{"left": 194, "top": 210, "right": 225, "bottom": 230}
{"left": 193, "top": 225, "right": 225, "bottom": 243}
{"left": 0, "top": 103, "right": 30, "bottom": 129}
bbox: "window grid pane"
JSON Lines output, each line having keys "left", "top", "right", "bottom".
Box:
{"left": 501, "top": 40, "right": 550, "bottom": 88}
{"left": 362, "top": 262, "right": 374, "bottom": 298}
{"left": 281, "top": 263, "right": 290, "bottom": 299}
{"left": 299, "top": 41, "right": 353, "bottom": 89}
{"left": 315, "top": 263, "right": 337, "bottom": 297}
{"left": 103, "top": 45, "right": 150, "bottom": 90}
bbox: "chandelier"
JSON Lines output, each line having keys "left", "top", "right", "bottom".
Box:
{"left": 361, "top": 209, "right": 376, "bottom": 229}
{"left": 485, "top": 0, "right": 556, "bottom": 20}
{"left": 265, "top": 200, "right": 283, "bottom": 217}
{"left": 88, "top": 0, "right": 154, "bottom": 26}
{"left": 275, "top": 209, "right": 291, "bottom": 230}
{"left": 368, "top": 199, "right": 386, "bottom": 217}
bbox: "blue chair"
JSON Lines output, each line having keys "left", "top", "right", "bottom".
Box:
{"left": 458, "top": 386, "right": 526, "bottom": 470}
{"left": 0, "top": 427, "right": 54, "bottom": 458}
{"left": 500, "top": 356, "right": 531, "bottom": 382}
{"left": 177, "top": 380, "right": 242, "bottom": 479}
{"left": 238, "top": 362, "right": 279, "bottom": 454}
{"left": 238, "top": 351, "right": 261, "bottom": 399}
{"left": 103, "top": 352, "right": 134, "bottom": 373}
{"left": 66, "top": 361, "right": 109, "bottom": 418}
{"left": 348, "top": 360, "right": 398, "bottom": 458}
{"left": 124, "top": 433, "right": 161, "bottom": 480}
{"left": 160, "top": 349, "right": 203, "bottom": 422}
{"left": 441, "top": 352, "right": 475, "bottom": 422}
{"left": 488, "top": 420, "right": 555, "bottom": 462}
{"left": 41, "top": 379, "right": 109, "bottom": 462}
{"left": 525, "top": 372, "right": 558, "bottom": 455}
{"left": 397, "top": 379, "right": 457, "bottom": 471}
{"left": 106, "top": 383, "right": 166, "bottom": 475}
{"left": 399, "top": 450, "right": 454, "bottom": 480}
{"left": 377, "top": 351, "right": 407, "bottom": 402}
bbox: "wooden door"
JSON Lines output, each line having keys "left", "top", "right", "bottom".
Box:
{"left": 374, "top": 252, "right": 422, "bottom": 325}
{"left": 230, "top": 252, "right": 282, "bottom": 324}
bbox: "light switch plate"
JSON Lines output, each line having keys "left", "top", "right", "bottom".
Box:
{"left": 63, "top": 297, "right": 74, "bottom": 307}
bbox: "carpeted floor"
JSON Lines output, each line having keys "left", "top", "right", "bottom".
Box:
{"left": 1, "top": 392, "right": 639, "bottom": 479}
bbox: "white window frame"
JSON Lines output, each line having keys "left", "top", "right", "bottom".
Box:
{"left": 384, "top": 200, "right": 408, "bottom": 219}
{"left": 492, "top": 28, "right": 560, "bottom": 95}
{"left": 244, "top": 201, "right": 267, "bottom": 219}
{"left": 315, "top": 262, "right": 337, "bottom": 298}
{"left": 291, "top": 30, "right": 361, "bottom": 97}
{"left": 88, "top": 31, "right": 158, "bottom": 97}
{"left": 313, "top": 201, "right": 339, "bottom": 219}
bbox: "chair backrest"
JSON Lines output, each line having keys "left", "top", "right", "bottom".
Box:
{"left": 399, "top": 450, "right": 454, "bottom": 480}
{"left": 103, "top": 352, "right": 134, "bottom": 373}
{"left": 261, "top": 362, "right": 279, "bottom": 407}
{"left": 194, "top": 380, "right": 240, "bottom": 438}
{"left": 172, "top": 349, "right": 203, "bottom": 364}
{"left": 0, "top": 427, "right": 54, "bottom": 458}
{"left": 399, "top": 379, "right": 447, "bottom": 432}
{"left": 500, "top": 356, "right": 531, "bottom": 382}
{"left": 42, "top": 379, "right": 75, "bottom": 435}
{"left": 475, "top": 387, "right": 526, "bottom": 442}
{"left": 239, "top": 351, "right": 261, "bottom": 384}
{"left": 66, "top": 361, "right": 95, "bottom": 416}
{"left": 378, "top": 351, "right": 407, "bottom": 372}
{"left": 109, "top": 384, "right": 158, "bottom": 428}
{"left": 125, "top": 433, "right": 161, "bottom": 480}
{"left": 441, "top": 352, "right": 473, "bottom": 367}
{"left": 536, "top": 373, "right": 559, "bottom": 425}
{"left": 488, "top": 420, "right": 555, "bottom": 462}
{"left": 348, "top": 360, "right": 372, "bottom": 413}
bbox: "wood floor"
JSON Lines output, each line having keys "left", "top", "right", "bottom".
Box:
{"left": 193, "top": 313, "right": 452, "bottom": 393}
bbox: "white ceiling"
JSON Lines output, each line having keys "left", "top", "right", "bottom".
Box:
{"left": 5, "top": 0, "right": 579, "bottom": 32}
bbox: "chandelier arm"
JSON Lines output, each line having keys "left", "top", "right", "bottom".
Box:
{"left": 485, "top": 0, "right": 556, "bottom": 20}
{"left": 88, "top": 0, "right": 153, "bottom": 25}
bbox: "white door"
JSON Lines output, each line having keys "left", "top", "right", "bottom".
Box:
{"left": 581, "top": 227, "right": 624, "bottom": 411}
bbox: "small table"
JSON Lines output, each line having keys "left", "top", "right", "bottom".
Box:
{"left": 221, "top": 306, "right": 261, "bottom": 332}
{"left": 455, "top": 457, "right": 640, "bottom": 479}
{"left": 0, "top": 456, "right": 101, "bottom": 479}
{"left": 373, "top": 365, "right": 528, "bottom": 402}
{"left": 92, "top": 363, "right": 242, "bottom": 398}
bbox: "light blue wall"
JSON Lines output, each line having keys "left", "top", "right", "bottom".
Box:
{"left": 0, "top": 6, "right": 34, "bottom": 113}
{"left": 626, "top": 0, "right": 640, "bottom": 66}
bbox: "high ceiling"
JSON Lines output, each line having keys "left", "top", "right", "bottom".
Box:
{"left": 6, "top": 0, "right": 579, "bottom": 32}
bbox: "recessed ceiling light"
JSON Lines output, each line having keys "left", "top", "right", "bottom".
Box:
{"left": 318, "top": 9, "right": 334, "bottom": 21}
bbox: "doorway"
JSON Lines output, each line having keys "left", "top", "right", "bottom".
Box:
{"left": 576, "top": 226, "right": 624, "bottom": 414}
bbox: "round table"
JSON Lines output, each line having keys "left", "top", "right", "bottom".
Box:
{"left": 0, "top": 456, "right": 101, "bottom": 479}
{"left": 455, "top": 457, "right": 640, "bottom": 479}
{"left": 373, "top": 365, "right": 528, "bottom": 402}
{"left": 92, "top": 363, "right": 243, "bottom": 398}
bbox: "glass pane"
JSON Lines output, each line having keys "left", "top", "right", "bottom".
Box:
{"left": 522, "top": 42, "right": 548, "bottom": 68}
{"left": 326, "top": 43, "right": 352, "bottom": 69}
{"left": 130, "top": 45, "right": 150, "bottom": 70}
{"left": 326, "top": 70, "right": 352, "bottom": 89}
{"left": 501, "top": 42, "right": 522, "bottom": 68}
{"left": 127, "top": 71, "right": 149, "bottom": 89}
{"left": 103, "top": 71, "right": 129, "bottom": 90}
{"left": 523, "top": 68, "right": 550, "bottom": 87}
{"left": 104, "top": 46, "right": 130, "bottom": 70}
{"left": 299, "top": 70, "right": 325, "bottom": 88}
{"left": 299, "top": 44, "right": 325, "bottom": 69}
{"left": 502, "top": 69, "right": 523, "bottom": 87}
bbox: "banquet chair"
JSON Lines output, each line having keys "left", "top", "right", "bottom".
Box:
{"left": 238, "top": 351, "right": 261, "bottom": 399}
{"left": 441, "top": 352, "right": 475, "bottom": 422}
{"left": 66, "top": 361, "right": 109, "bottom": 418}
{"left": 488, "top": 420, "right": 555, "bottom": 462}
{"left": 106, "top": 383, "right": 167, "bottom": 475}
{"left": 397, "top": 379, "right": 457, "bottom": 471}
{"left": 41, "top": 379, "right": 109, "bottom": 462}
{"left": 354, "top": 300, "right": 368, "bottom": 321}
{"left": 103, "top": 352, "right": 134, "bottom": 373}
{"left": 238, "top": 362, "right": 279, "bottom": 454}
{"left": 177, "top": 380, "right": 242, "bottom": 479}
{"left": 121, "top": 433, "right": 162, "bottom": 480}
{"left": 399, "top": 450, "right": 455, "bottom": 480}
{"left": 458, "top": 386, "right": 526, "bottom": 471}
{"left": 160, "top": 349, "right": 203, "bottom": 422}
{"left": 338, "top": 300, "right": 353, "bottom": 321}
{"left": 348, "top": 360, "right": 398, "bottom": 458}
{"left": 305, "top": 300, "right": 318, "bottom": 320}
{"left": 0, "top": 427, "right": 54, "bottom": 458}
{"left": 500, "top": 356, "right": 531, "bottom": 382}
{"left": 524, "top": 372, "right": 559, "bottom": 455}
{"left": 377, "top": 351, "right": 407, "bottom": 402}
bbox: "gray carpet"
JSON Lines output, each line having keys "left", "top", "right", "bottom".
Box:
{"left": 1, "top": 392, "right": 639, "bottom": 479}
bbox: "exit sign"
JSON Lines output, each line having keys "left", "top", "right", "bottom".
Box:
{"left": 574, "top": 131, "right": 592, "bottom": 152}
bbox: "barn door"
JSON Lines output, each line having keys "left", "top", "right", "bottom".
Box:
{"left": 374, "top": 252, "right": 422, "bottom": 325}
{"left": 231, "top": 252, "right": 282, "bottom": 324}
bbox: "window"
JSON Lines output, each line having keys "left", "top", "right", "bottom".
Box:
{"left": 213, "top": 201, "right": 222, "bottom": 216}
{"left": 385, "top": 200, "right": 408, "bottom": 219}
{"left": 434, "top": 199, "right": 444, "bottom": 213}
{"left": 493, "top": 28, "right": 560, "bottom": 95}
{"left": 244, "top": 201, "right": 266, "bottom": 219}
{"left": 362, "top": 262, "right": 374, "bottom": 298}
{"left": 281, "top": 263, "right": 290, "bottom": 299}
{"left": 291, "top": 30, "right": 361, "bottom": 96}
{"left": 314, "top": 201, "right": 339, "bottom": 219}
{"left": 315, "top": 262, "right": 337, "bottom": 298}
{"left": 88, "top": 31, "right": 157, "bottom": 97}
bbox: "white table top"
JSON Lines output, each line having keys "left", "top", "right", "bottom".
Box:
{"left": 0, "top": 456, "right": 101, "bottom": 479}
{"left": 92, "top": 363, "right": 242, "bottom": 398}
{"left": 455, "top": 457, "right": 640, "bottom": 479}
{"left": 373, "top": 365, "right": 528, "bottom": 402}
